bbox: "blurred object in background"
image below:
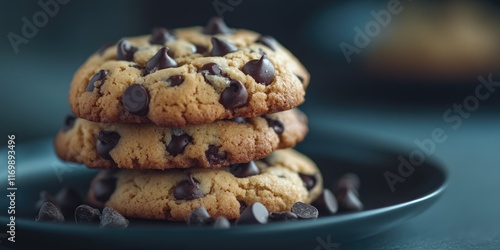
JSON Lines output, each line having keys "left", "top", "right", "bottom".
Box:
{"left": 310, "top": 0, "right": 500, "bottom": 103}
{"left": 364, "top": 1, "right": 500, "bottom": 82}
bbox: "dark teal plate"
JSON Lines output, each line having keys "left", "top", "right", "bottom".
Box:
{"left": 0, "top": 130, "right": 447, "bottom": 250}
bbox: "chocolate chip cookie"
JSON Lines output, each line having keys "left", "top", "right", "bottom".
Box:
{"left": 55, "top": 109, "right": 308, "bottom": 170}
{"left": 87, "top": 148, "right": 322, "bottom": 221}
{"left": 69, "top": 17, "right": 310, "bottom": 127}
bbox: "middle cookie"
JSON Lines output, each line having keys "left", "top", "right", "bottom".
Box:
{"left": 55, "top": 109, "right": 307, "bottom": 170}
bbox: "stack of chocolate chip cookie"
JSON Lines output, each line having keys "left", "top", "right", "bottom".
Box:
{"left": 55, "top": 17, "right": 322, "bottom": 222}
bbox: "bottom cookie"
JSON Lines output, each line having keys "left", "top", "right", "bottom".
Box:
{"left": 87, "top": 149, "right": 322, "bottom": 221}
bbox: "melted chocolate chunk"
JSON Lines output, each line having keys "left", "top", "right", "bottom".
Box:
{"left": 166, "top": 75, "right": 184, "bottom": 87}
{"left": 203, "top": 17, "right": 232, "bottom": 35}
{"left": 291, "top": 202, "right": 319, "bottom": 220}
{"left": 117, "top": 39, "right": 137, "bottom": 61}
{"left": 219, "top": 80, "right": 248, "bottom": 109}
{"left": 269, "top": 212, "right": 298, "bottom": 222}
{"left": 211, "top": 216, "right": 231, "bottom": 229}
{"left": 93, "top": 175, "right": 117, "bottom": 203}
{"left": 236, "top": 202, "right": 269, "bottom": 225}
{"left": 122, "top": 84, "right": 150, "bottom": 116}
{"left": 242, "top": 54, "right": 275, "bottom": 85}
{"left": 299, "top": 173, "right": 317, "bottom": 191}
{"left": 174, "top": 173, "right": 204, "bottom": 200}
{"left": 96, "top": 131, "right": 121, "bottom": 160}
{"left": 36, "top": 202, "right": 64, "bottom": 223}
{"left": 75, "top": 205, "right": 101, "bottom": 225}
{"left": 336, "top": 188, "right": 363, "bottom": 211}
{"left": 198, "top": 63, "right": 224, "bottom": 84}
{"left": 149, "top": 27, "right": 175, "bottom": 44}
{"left": 210, "top": 37, "right": 237, "bottom": 56}
{"left": 100, "top": 207, "right": 129, "bottom": 228}
{"left": 255, "top": 35, "right": 277, "bottom": 51}
{"left": 145, "top": 47, "right": 177, "bottom": 74}
{"left": 86, "top": 70, "right": 109, "bottom": 92}
{"left": 167, "top": 133, "right": 192, "bottom": 156}
{"left": 229, "top": 161, "right": 259, "bottom": 178}
{"left": 62, "top": 115, "right": 76, "bottom": 132}
{"left": 205, "top": 145, "right": 228, "bottom": 165}
{"left": 194, "top": 44, "right": 208, "bottom": 54}
{"left": 312, "top": 189, "right": 338, "bottom": 215}
{"left": 187, "top": 206, "right": 211, "bottom": 227}
{"left": 265, "top": 117, "right": 284, "bottom": 135}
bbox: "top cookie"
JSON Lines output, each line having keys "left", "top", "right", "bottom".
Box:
{"left": 69, "top": 17, "right": 310, "bottom": 127}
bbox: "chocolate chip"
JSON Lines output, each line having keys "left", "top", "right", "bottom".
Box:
{"left": 75, "top": 205, "right": 101, "bottom": 225}
{"left": 242, "top": 54, "right": 275, "bottom": 85}
{"left": 291, "top": 202, "right": 318, "bottom": 220}
{"left": 236, "top": 202, "right": 269, "bottom": 225}
{"left": 97, "top": 42, "right": 115, "bottom": 56}
{"left": 198, "top": 63, "right": 224, "bottom": 84}
{"left": 166, "top": 75, "right": 184, "bottom": 87}
{"left": 295, "top": 74, "right": 304, "bottom": 84}
{"left": 187, "top": 206, "right": 211, "bottom": 227}
{"left": 269, "top": 212, "right": 298, "bottom": 222}
{"left": 96, "top": 131, "right": 121, "bottom": 160}
{"left": 117, "top": 39, "right": 137, "bottom": 61}
{"left": 55, "top": 187, "right": 83, "bottom": 218}
{"left": 93, "top": 175, "right": 117, "bottom": 203}
{"left": 336, "top": 188, "right": 363, "bottom": 212}
{"left": 145, "top": 47, "right": 177, "bottom": 74}
{"left": 239, "top": 200, "right": 247, "bottom": 214}
{"left": 211, "top": 216, "right": 231, "bottom": 229}
{"left": 100, "top": 207, "right": 129, "bottom": 228}
{"left": 265, "top": 117, "right": 284, "bottom": 135}
{"left": 219, "top": 80, "right": 248, "bottom": 109}
{"left": 122, "top": 84, "right": 150, "bottom": 116}
{"left": 149, "top": 27, "right": 175, "bottom": 44}
{"left": 167, "top": 133, "right": 192, "bottom": 156}
{"left": 210, "top": 37, "right": 237, "bottom": 56}
{"left": 36, "top": 202, "right": 64, "bottom": 223}
{"left": 62, "top": 115, "right": 76, "bottom": 132}
{"left": 174, "top": 173, "right": 204, "bottom": 200}
{"left": 194, "top": 44, "right": 208, "bottom": 54}
{"left": 203, "top": 17, "right": 232, "bottom": 35}
{"left": 86, "top": 69, "right": 109, "bottom": 92}
{"left": 35, "top": 191, "right": 58, "bottom": 211}
{"left": 230, "top": 117, "right": 247, "bottom": 123}
{"left": 299, "top": 173, "right": 317, "bottom": 191}
{"left": 312, "top": 189, "right": 338, "bottom": 215}
{"left": 335, "top": 173, "right": 361, "bottom": 191}
{"left": 255, "top": 35, "right": 277, "bottom": 51}
{"left": 205, "top": 145, "right": 227, "bottom": 165}
{"left": 230, "top": 161, "right": 259, "bottom": 178}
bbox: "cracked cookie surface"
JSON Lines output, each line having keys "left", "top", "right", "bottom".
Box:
{"left": 55, "top": 109, "right": 308, "bottom": 170}
{"left": 69, "top": 18, "right": 309, "bottom": 127}
{"left": 86, "top": 148, "right": 322, "bottom": 221}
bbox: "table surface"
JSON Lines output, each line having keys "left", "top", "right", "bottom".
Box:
{"left": 302, "top": 104, "right": 500, "bottom": 250}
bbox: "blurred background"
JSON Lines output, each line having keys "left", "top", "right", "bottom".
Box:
{"left": 1, "top": 0, "right": 500, "bottom": 140}
{"left": 2, "top": 1, "right": 500, "bottom": 248}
